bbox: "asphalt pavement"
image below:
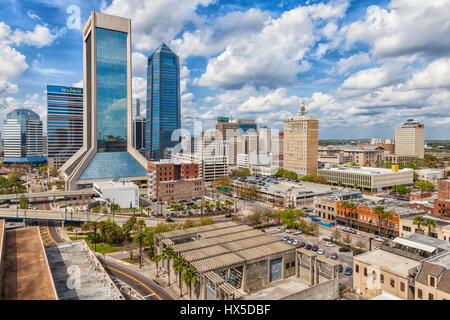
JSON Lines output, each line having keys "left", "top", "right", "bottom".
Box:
{"left": 97, "top": 255, "right": 174, "bottom": 301}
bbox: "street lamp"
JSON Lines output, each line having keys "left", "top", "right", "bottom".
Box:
{"left": 139, "top": 235, "right": 142, "bottom": 269}
{"left": 94, "top": 222, "right": 97, "bottom": 253}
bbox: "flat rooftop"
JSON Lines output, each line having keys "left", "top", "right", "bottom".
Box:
{"left": 0, "top": 227, "right": 57, "bottom": 300}
{"left": 319, "top": 166, "right": 413, "bottom": 175}
{"left": 46, "top": 241, "right": 122, "bottom": 300}
{"left": 427, "top": 251, "right": 450, "bottom": 268}
{"left": 402, "top": 233, "right": 450, "bottom": 252}
{"left": 94, "top": 180, "right": 138, "bottom": 189}
{"left": 244, "top": 277, "right": 310, "bottom": 300}
{"left": 354, "top": 249, "right": 420, "bottom": 277}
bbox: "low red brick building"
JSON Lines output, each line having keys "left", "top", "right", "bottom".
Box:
{"left": 434, "top": 179, "right": 450, "bottom": 219}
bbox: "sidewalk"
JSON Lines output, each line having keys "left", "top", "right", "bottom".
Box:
{"left": 103, "top": 254, "right": 186, "bottom": 300}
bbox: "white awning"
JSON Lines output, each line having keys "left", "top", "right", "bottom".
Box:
{"left": 393, "top": 238, "right": 436, "bottom": 253}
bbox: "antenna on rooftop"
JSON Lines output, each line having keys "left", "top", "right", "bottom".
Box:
{"left": 300, "top": 99, "right": 306, "bottom": 115}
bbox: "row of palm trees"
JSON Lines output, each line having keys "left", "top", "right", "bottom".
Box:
{"left": 168, "top": 199, "right": 234, "bottom": 217}
{"left": 412, "top": 216, "right": 437, "bottom": 236}
{"left": 149, "top": 246, "right": 198, "bottom": 299}
{"left": 341, "top": 201, "right": 395, "bottom": 237}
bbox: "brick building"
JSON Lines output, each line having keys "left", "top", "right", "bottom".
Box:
{"left": 434, "top": 179, "right": 450, "bottom": 219}
{"left": 148, "top": 160, "right": 203, "bottom": 201}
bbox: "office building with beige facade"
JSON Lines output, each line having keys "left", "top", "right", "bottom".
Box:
{"left": 395, "top": 119, "right": 424, "bottom": 159}
{"left": 283, "top": 103, "right": 318, "bottom": 176}
{"left": 318, "top": 165, "right": 413, "bottom": 191}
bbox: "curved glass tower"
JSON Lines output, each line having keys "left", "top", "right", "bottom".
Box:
{"left": 60, "top": 12, "right": 147, "bottom": 190}
{"left": 146, "top": 43, "right": 181, "bottom": 160}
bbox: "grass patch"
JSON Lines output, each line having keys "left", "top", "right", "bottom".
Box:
{"left": 121, "top": 257, "right": 140, "bottom": 264}
{"left": 70, "top": 237, "right": 122, "bottom": 254}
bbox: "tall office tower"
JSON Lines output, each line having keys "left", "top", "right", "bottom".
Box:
{"left": 237, "top": 119, "right": 257, "bottom": 134}
{"left": 60, "top": 12, "right": 148, "bottom": 190}
{"left": 283, "top": 102, "right": 318, "bottom": 176}
{"left": 146, "top": 43, "right": 181, "bottom": 161}
{"left": 47, "top": 85, "right": 83, "bottom": 168}
{"left": 216, "top": 117, "right": 239, "bottom": 142}
{"left": 132, "top": 98, "right": 140, "bottom": 118}
{"left": 133, "top": 116, "right": 146, "bottom": 156}
{"left": 42, "top": 133, "right": 48, "bottom": 154}
{"left": 259, "top": 126, "right": 271, "bottom": 154}
{"left": 3, "top": 109, "right": 44, "bottom": 163}
{"left": 395, "top": 119, "right": 424, "bottom": 159}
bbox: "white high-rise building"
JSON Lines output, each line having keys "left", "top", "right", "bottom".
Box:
{"left": 395, "top": 119, "right": 424, "bottom": 159}
{"left": 259, "top": 126, "right": 271, "bottom": 154}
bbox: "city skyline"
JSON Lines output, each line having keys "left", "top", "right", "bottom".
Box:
{"left": 0, "top": 0, "right": 448, "bottom": 140}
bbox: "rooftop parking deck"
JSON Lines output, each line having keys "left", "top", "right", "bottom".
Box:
{"left": 0, "top": 227, "right": 57, "bottom": 300}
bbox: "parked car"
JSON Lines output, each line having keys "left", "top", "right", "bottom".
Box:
{"left": 325, "top": 242, "right": 335, "bottom": 247}
{"left": 299, "top": 242, "right": 306, "bottom": 248}
{"left": 293, "top": 230, "right": 303, "bottom": 235}
{"left": 305, "top": 244, "right": 312, "bottom": 250}
{"left": 286, "top": 229, "right": 293, "bottom": 233}
{"left": 339, "top": 264, "right": 343, "bottom": 273}
{"left": 331, "top": 253, "right": 338, "bottom": 259}
{"left": 353, "top": 250, "right": 362, "bottom": 256}
{"left": 283, "top": 235, "right": 289, "bottom": 241}
{"left": 287, "top": 239, "right": 294, "bottom": 244}
{"left": 32, "top": 206, "right": 38, "bottom": 210}
{"left": 339, "top": 247, "right": 350, "bottom": 252}
{"left": 312, "top": 245, "right": 319, "bottom": 251}
{"left": 224, "top": 213, "right": 232, "bottom": 218}
{"left": 166, "top": 218, "right": 175, "bottom": 222}
{"left": 343, "top": 227, "right": 357, "bottom": 234}
{"left": 345, "top": 267, "right": 353, "bottom": 276}
{"left": 317, "top": 249, "right": 324, "bottom": 255}
{"left": 292, "top": 240, "right": 299, "bottom": 245}
{"left": 373, "top": 236, "right": 383, "bottom": 242}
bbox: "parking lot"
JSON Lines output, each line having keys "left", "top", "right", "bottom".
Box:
{"left": 271, "top": 229, "right": 355, "bottom": 290}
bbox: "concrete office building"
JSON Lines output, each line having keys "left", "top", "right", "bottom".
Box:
{"left": 2, "top": 109, "right": 44, "bottom": 163}
{"left": 146, "top": 43, "right": 181, "bottom": 161}
{"left": 258, "top": 126, "right": 271, "bottom": 155}
{"left": 283, "top": 103, "right": 318, "bottom": 176}
{"left": 60, "top": 12, "right": 148, "bottom": 190}
{"left": 415, "top": 168, "right": 445, "bottom": 185}
{"left": 272, "top": 132, "right": 284, "bottom": 167}
{"left": 47, "top": 85, "right": 83, "bottom": 168}
{"left": 318, "top": 165, "right": 414, "bottom": 191}
{"left": 395, "top": 119, "right": 424, "bottom": 159}
{"left": 155, "top": 222, "right": 339, "bottom": 300}
{"left": 173, "top": 152, "right": 228, "bottom": 182}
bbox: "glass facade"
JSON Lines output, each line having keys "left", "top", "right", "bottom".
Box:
{"left": 96, "top": 27, "right": 127, "bottom": 153}
{"left": 146, "top": 43, "right": 181, "bottom": 160}
{"left": 47, "top": 85, "right": 83, "bottom": 167}
{"left": 79, "top": 152, "right": 147, "bottom": 180}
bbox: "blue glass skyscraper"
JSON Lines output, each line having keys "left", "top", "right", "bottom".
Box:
{"left": 60, "top": 12, "right": 147, "bottom": 190}
{"left": 146, "top": 43, "right": 181, "bottom": 160}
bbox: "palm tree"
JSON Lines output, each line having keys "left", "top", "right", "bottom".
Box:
{"left": 382, "top": 211, "right": 394, "bottom": 238}
{"left": 341, "top": 201, "right": 351, "bottom": 227}
{"left": 374, "top": 206, "right": 385, "bottom": 236}
{"left": 173, "top": 256, "right": 189, "bottom": 296}
{"left": 182, "top": 268, "right": 198, "bottom": 300}
{"left": 224, "top": 199, "right": 234, "bottom": 213}
{"left": 162, "top": 246, "right": 175, "bottom": 285}
{"left": 424, "top": 218, "right": 437, "bottom": 236}
{"left": 149, "top": 253, "right": 162, "bottom": 278}
{"left": 412, "top": 216, "right": 425, "bottom": 234}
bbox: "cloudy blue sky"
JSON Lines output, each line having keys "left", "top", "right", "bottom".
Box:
{"left": 0, "top": 0, "right": 449, "bottom": 139}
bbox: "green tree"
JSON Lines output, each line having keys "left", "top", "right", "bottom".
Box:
{"left": 374, "top": 206, "right": 385, "bottom": 236}
{"left": 276, "top": 209, "right": 304, "bottom": 229}
{"left": 173, "top": 256, "right": 189, "bottom": 297}
{"left": 162, "top": 246, "right": 175, "bottom": 285}
{"left": 424, "top": 218, "right": 437, "bottom": 236}
{"left": 248, "top": 210, "right": 263, "bottom": 226}
{"left": 19, "top": 194, "right": 27, "bottom": 209}
{"left": 415, "top": 180, "right": 435, "bottom": 195}
{"left": 182, "top": 268, "right": 198, "bottom": 300}
{"left": 149, "top": 253, "right": 162, "bottom": 278}
{"left": 212, "top": 176, "right": 231, "bottom": 190}
{"left": 412, "top": 216, "right": 425, "bottom": 233}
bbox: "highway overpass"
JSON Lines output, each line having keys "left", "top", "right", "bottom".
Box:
{"left": 0, "top": 189, "right": 97, "bottom": 201}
